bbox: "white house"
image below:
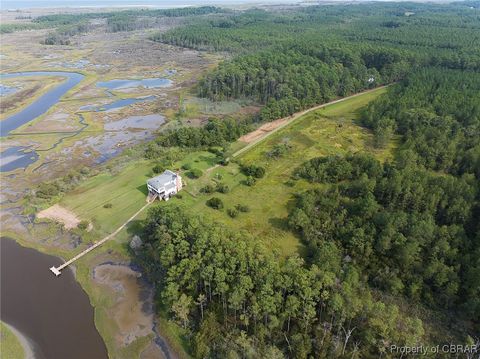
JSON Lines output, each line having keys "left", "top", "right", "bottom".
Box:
{"left": 147, "top": 170, "right": 182, "bottom": 200}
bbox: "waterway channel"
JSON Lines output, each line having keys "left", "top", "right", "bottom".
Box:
{"left": 0, "top": 237, "right": 108, "bottom": 359}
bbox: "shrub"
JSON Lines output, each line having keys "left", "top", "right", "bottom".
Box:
{"left": 201, "top": 184, "right": 215, "bottom": 194}
{"left": 103, "top": 203, "right": 113, "bottom": 208}
{"left": 36, "top": 182, "right": 61, "bottom": 199}
{"left": 182, "top": 163, "right": 192, "bottom": 170}
{"left": 244, "top": 176, "right": 256, "bottom": 186}
{"left": 266, "top": 143, "right": 292, "bottom": 159}
{"left": 78, "top": 220, "right": 89, "bottom": 230}
{"left": 216, "top": 183, "right": 230, "bottom": 193}
{"left": 208, "top": 147, "right": 224, "bottom": 156}
{"left": 235, "top": 204, "right": 250, "bottom": 212}
{"left": 79, "top": 167, "right": 90, "bottom": 175}
{"left": 227, "top": 208, "right": 239, "bottom": 218}
{"left": 206, "top": 197, "right": 223, "bottom": 210}
{"left": 188, "top": 168, "right": 203, "bottom": 179}
{"left": 219, "top": 157, "right": 230, "bottom": 166}
{"left": 152, "top": 164, "right": 165, "bottom": 174}
{"left": 241, "top": 164, "right": 265, "bottom": 178}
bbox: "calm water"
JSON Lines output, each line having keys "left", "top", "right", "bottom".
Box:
{"left": 0, "top": 72, "right": 84, "bottom": 172}
{"left": 79, "top": 95, "right": 155, "bottom": 112}
{"left": 0, "top": 146, "right": 39, "bottom": 172}
{"left": 0, "top": 84, "right": 19, "bottom": 97}
{"left": 96, "top": 77, "right": 172, "bottom": 90}
{"left": 0, "top": 237, "right": 108, "bottom": 359}
{"left": 0, "top": 72, "right": 84, "bottom": 137}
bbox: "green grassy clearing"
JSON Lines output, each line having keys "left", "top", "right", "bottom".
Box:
{"left": 185, "top": 97, "right": 243, "bottom": 115}
{"left": 175, "top": 87, "right": 391, "bottom": 256}
{"left": 60, "top": 160, "right": 153, "bottom": 237}
{"left": 0, "top": 322, "right": 25, "bottom": 359}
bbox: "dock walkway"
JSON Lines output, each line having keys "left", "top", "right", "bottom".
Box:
{"left": 50, "top": 195, "right": 156, "bottom": 276}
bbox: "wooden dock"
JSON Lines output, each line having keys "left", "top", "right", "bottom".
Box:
{"left": 50, "top": 195, "right": 157, "bottom": 276}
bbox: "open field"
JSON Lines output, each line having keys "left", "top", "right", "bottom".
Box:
{"left": 178, "top": 86, "right": 392, "bottom": 255}
{"left": 59, "top": 161, "right": 152, "bottom": 234}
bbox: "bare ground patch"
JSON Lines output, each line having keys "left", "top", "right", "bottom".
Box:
{"left": 239, "top": 117, "right": 289, "bottom": 143}
{"left": 37, "top": 204, "right": 80, "bottom": 229}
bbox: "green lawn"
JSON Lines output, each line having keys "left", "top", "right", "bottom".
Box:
{"left": 59, "top": 151, "right": 223, "bottom": 239}
{"left": 60, "top": 160, "right": 153, "bottom": 237}
{"left": 1, "top": 322, "right": 25, "bottom": 359}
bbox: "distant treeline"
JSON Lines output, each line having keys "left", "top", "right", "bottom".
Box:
{"left": 154, "top": 3, "right": 480, "bottom": 122}
{"left": 34, "top": 6, "right": 224, "bottom": 26}
{"left": 0, "top": 22, "right": 44, "bottom": 34}
{"left": 0, "top": 6, "right": 225, "bottom": 44}
{"left": 43, "top": 21, "right": 93, "bottom": 45}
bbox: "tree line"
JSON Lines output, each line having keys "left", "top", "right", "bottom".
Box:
{"left": 20, "top": 6, "right": 226, "bottom": 44}
{"left": 136, "top": 204, "right": 430, "bottom": 358}
{"left": 147, "top": 117, "right": 253, "bottom": 154}
{"left": 361, "top": 68, "right": 480, "bottom": 178}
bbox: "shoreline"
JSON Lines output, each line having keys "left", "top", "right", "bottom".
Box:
{"left": 2, "top": 322, "right": 36, "bottom": 359}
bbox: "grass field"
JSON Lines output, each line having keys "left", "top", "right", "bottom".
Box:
{"left": 175, "top": 87, "right": 392, "bottom": 255}
{"left": 0, "top": 322, "right": 25, "bottom": 359}
{"left": 60, "top": 160, "right": 153, "bottom": 237}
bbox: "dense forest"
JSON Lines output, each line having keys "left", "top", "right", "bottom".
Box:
{"left": 154, "top": 2, "right": 480, "bottom": 121}
{"left": 138, "top": 204, "right": 431, "bottom": 358}
{"left": 361, "top": 68, "right": 480, "bottom": 176}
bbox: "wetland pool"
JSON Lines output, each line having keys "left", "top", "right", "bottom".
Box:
{"left": 96, "top": 77, "right": 172, "bottom": 90}
{"left": 0, "top": 72, "right": 84, "bottom": 137}
{"left": 79, "top": 95, "right": 155, "bottom": 112}
{"left": 1, "top": 72, "right": 167, "bottom": 172}
{"left": 0, "top": 146, "right": 39, "bottom": 172}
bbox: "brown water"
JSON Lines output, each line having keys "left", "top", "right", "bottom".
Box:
{"left": 0, "top": 237, "right": 108, "bottom": 359}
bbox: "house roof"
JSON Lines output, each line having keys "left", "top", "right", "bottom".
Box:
{"left": 147, "top": 170, "right": 177, "bottom": 191}
{"left": 165, "top": 182, "right": 177, "bottom": 192}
